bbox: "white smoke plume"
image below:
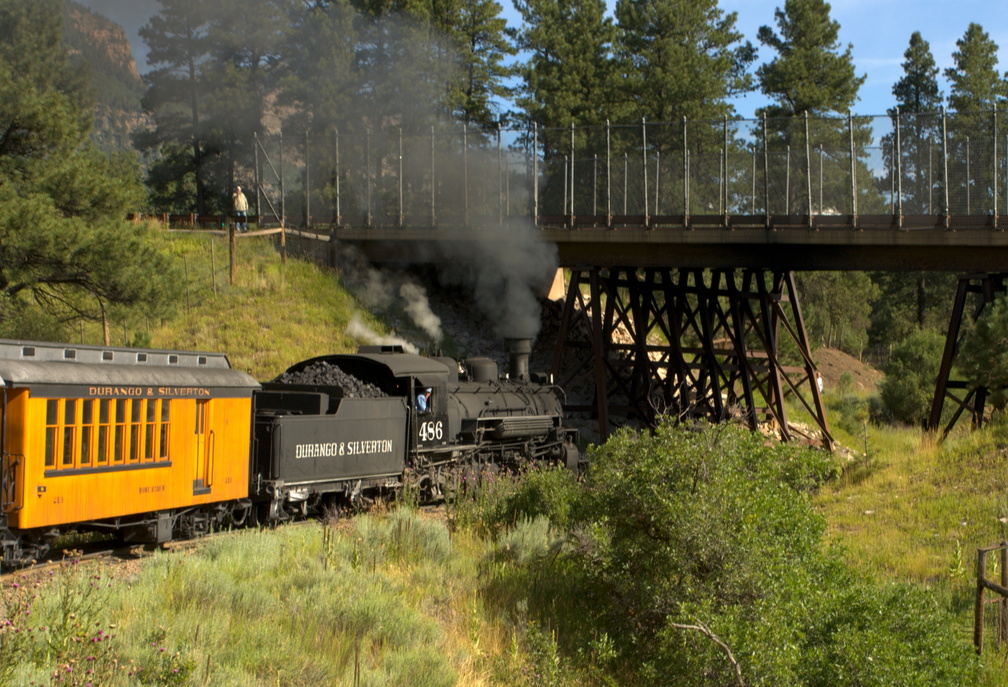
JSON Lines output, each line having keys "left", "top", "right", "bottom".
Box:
{"left": 331, "top": 242, "right": 443, "bottom": 346}
{"left": 346, "top": 314, "right": 419, "bottom": 354}
{"left": 434, "top": 221, "right": 558, "bottom": 340}
{"left": 400, "top": 282, "right": 443, "bottom": 341}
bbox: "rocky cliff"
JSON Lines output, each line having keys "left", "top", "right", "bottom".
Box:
{"left": 63, "top": 1, "right": 147, "bottom": 151}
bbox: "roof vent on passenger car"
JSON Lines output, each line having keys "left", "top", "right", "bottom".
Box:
{"left": 63, "top": 349, "right": 77, "bottom": 360}
{"left": 198, "top": 356, "right": 207, "bottom": 365}
{"left": 21, "top": 347, "right": 35, "bottom": 358}
{"left": 168, "top": 354, "right": 179, "bottom": 365}
{"left": 102, "top": 350, "right": 114, "bottom": 361}
{"left": 137, "top": 353, "right": 148, "bottom": 363}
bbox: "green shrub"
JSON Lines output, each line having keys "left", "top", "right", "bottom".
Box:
{"left": 879, "top": 329, "right": 944, "bottom": 425}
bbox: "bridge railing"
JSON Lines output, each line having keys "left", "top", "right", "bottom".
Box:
{"left": 227, "top": 109, "right": 1005, "bottom": 230}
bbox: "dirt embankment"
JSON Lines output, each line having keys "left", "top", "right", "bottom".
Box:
{"left": 815, "top": 347, "right": 883, "bottom": 395}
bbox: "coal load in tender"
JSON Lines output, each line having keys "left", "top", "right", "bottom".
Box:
{"left": 271, "top": 361, "right": 387, "bottom": 398}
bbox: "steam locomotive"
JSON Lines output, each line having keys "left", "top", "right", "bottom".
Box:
{"left": 0, "top": 338, "right": 578, "bottom": 568}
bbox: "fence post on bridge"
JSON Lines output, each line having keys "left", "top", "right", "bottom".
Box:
{"left": 896, "top": 107, "right": 903, "bottom": 228}
{"left": 993, "top": 105, "right": 998, "bottom": 226}
{"left": 683, "top": 117, "right": 689, "bottom": 227}
{"left": 606, "top": 120, "right": 612, "bottom": 226}
{"left": 942, "top": 107, "right": 950, "bottom": 229}
{"left": 723, "top": 115, "right": 729, "bottom": 227}
{"left": 763, "top": 114, "right": 769, "bottom": 228}
{"left": 804, "top": 111, "right": 812, "bottom": 229}
{"left": 642, "top": 118, "right": 649, "bottom": 227}
{"left": 533, "top": 123, "right": 539, "bottom": 224}
{"left": 848, "top": 111, "right": 857, "bottom": 227}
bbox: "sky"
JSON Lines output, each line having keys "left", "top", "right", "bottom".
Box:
{"left": 79, "top": 0, "right": 1008, "bottom": 118}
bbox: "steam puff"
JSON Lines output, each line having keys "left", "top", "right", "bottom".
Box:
{"left": 435, "top": 222, "right": 557, "bottom": 340}
{"left": 346, "top": 314, "right": 418, "bottom": 354}
{"left": 400, "top": 282, "right": 442, "bottom": 341}
{"left": 332, "top": 242, "right": 443, "bottom": 344}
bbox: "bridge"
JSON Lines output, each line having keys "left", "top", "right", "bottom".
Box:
{"left": 233, "top": 110, "right": 1008, "bottom": 447}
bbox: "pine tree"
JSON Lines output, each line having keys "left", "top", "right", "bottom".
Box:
{"left": 0, "top": 0, "right": 180, "bottom": 340}
{"left": 614, "top": 0, "right": 753, "bottom": 126}
{"left": 136, "top": 0, "right": 213, "bottom": 214}
{"left": 945, "top": 23, "right": 1006, "bottom": 114}
{"left": 512, "top": 0, "right": 617, "bottom": 150}
{"left": 873, "top": 33, "right": 953, "bottom": 339}
{"left": 756, "top": 0, "right": 879, "bottom": 215}
{"left": 756, "top": 0, "right": 863, "bottom": 117}
{"left": 943, "top": 23, "right": 1005, "bottom": 215}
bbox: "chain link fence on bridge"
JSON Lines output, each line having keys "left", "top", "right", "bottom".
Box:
{"left": 235, "top": 110, "right": 1007, "bottom": 229}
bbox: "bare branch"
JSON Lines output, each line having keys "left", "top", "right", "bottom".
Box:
{"left": 669, "top": 619, "right": 745, "bottom": 687}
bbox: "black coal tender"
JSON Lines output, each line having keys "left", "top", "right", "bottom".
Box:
{"left": 251, "top": 339, "right": 580, "bottom": 519}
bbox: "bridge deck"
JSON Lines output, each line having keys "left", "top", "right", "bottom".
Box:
{"left": 330, "top": 213, "right": 1008, "bottom": 271}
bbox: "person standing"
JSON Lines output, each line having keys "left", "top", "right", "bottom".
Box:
{"left": 233, "top": 185, "right": 249, "bottom": 231}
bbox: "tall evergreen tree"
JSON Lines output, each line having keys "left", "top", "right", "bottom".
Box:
{"left": 613, "top": 0, "right": 753, "bottom": 126}
{"left": 871, "top": 33, "right": 953, "bottom": 342}
{"left": 945, "top": 23, "right": 1006, "bottom": 114}
{"left": 756, "top": 0, "right": 863, "bottom": 117}
{"left": 0, "top": 0, "right": 180, "bottom": 340}
{"left": 438, "top": 0, "right": 514, "bottom": 131}
{"left": 512, "top": 0, "right": 617, "bottom": 152}
{"left": 943, "top": 24, "right": 1004, "bottom": 215}
{"left": 756, "top": 0, "right": 879, "bottom": 215}
{"left": 136, "top": 0, "right": 213, "bottom": 214}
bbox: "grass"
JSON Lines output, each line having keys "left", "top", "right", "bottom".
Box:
{"left": 28, "top": 233, "right": 1008, "bottom": 682}
{"left": 0, "top": 512, "right": 490, "bottom": 686}
{"left": 69, "top": 228, "right": 391, "bottom": 380}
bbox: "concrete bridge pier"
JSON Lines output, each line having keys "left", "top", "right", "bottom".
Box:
{"left": 551, "top": 267, "right": 832, "bottom": 448}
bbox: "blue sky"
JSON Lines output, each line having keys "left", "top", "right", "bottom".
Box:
{"left": 82, "top": 0, "right": 1008, "bottom": 118}
{"left": 722, "top": 0, "right": 1008, "bottom": 117}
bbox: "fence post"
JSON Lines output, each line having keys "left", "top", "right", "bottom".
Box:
{"left": 1001, "top": 542, "right": 1008, "bottom": 646}
{"left": 570, "top": 122, "right": 576, "bottom": 225}
{"left": 804, "top": 111, "right": 812, "bottom": 228}
{"left": 335, "top": 129, "right": 341, "bottom": 226}
{"left": 498, "top": 123, "right": 503, "bottom": 225}
{"left": 977, "top": 547, "right": 988, "bottom": 654}
{"left": 607, "top": 120, "right": 611, "bottom": 225}
{"left": 366, "top": 128, "right": 372, "bottom": 226}
{"left": 655, "top": 150, "right": 660, "bottom": 216}
{"left": 684, "top": 117, "right": 690, "bottom": 226}
{"left": 849, "top": 112, "right": 857, "bottom": 226}
{"left": 431, "top": 125, "right": 436, "bottom": 225}
{"left": 305, "top": 129, "right": 311, "bottom": 228}
{"left": 533, "top": 123, "right": 539, "bottom": 223}
{"left": 942, "top": 106, "right": 950, "bottom": 228}
{"left": 463, "top": 124, "right": 469, "bottom": 226}
{"left": 896, "top": 108, "right": 903, "bottom": 227}
{"left": 994, "top": 106, "right": 999, "bottom": 225}
{"left": 229, "top": 222, "right": 236, "bottom": 286}
{"left": 642, "top": 118, "right": 649, "bottom": 227}
{"left": 398, "top": 128, "right": 403, "bottom": 227}
{"left": 593, "top": 153, "right": 598, "bottom": 218}
{"left": 563, "top": 156, "right": 569, "bottom": 222}
{"left": 723, "top": 115, "right": 729, "bottom": 227}
{"left": 763, "top": 114, "right": 769, "bottom": 226}
{"left": 254, "top": 132, "right": 261, "bottom": 227}
{"left": 279, "top": 131, "right": 286, "bottom": 229}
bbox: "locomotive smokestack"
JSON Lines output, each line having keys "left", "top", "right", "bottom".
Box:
{"left": 505, "top": 338, "right": 531, "bottom": 380}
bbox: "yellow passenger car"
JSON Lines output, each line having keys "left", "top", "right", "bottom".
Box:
{"left": 0, "top": 340, "right": 259, "bottom": 566}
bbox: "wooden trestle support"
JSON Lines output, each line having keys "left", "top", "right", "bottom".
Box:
{"left": 928, "top": 273, "right": 1007, "bottom": 435}
{"left": 551, "top": 268, "right": 832, "bottom": 449}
